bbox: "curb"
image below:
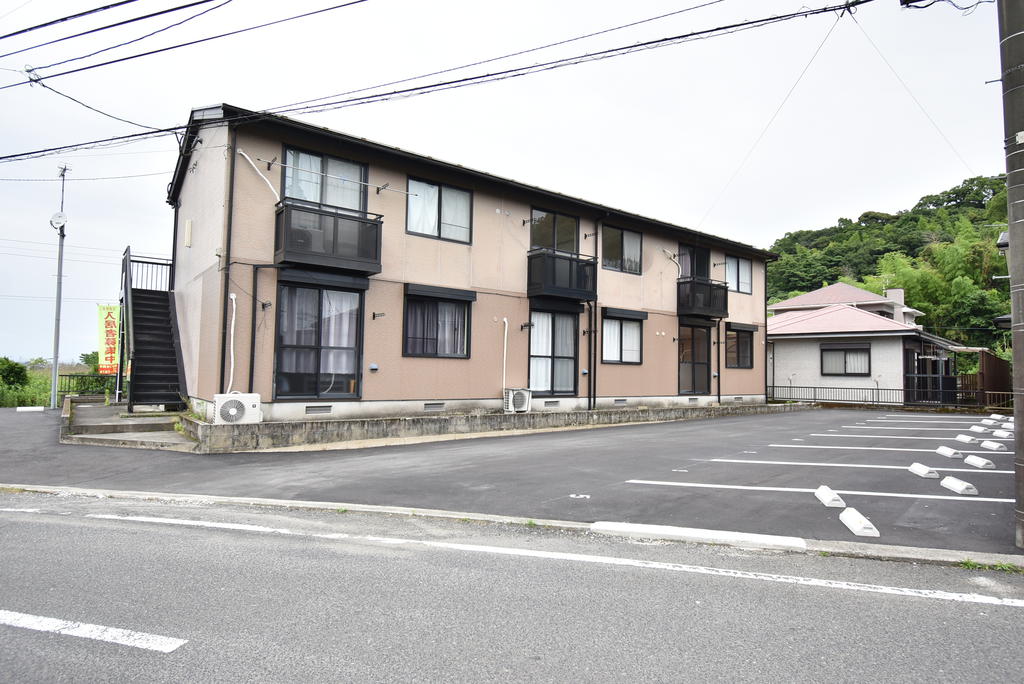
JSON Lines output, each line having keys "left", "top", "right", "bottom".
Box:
{"left": 2, "top": 483, "right": 1021, "bottom": 567}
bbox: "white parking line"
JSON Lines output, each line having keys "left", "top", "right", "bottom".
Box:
{"left": 43, "top": 512, "right": 1024, "bottom": 608}
{"left": 710, "top": 458, "right": 1012, "bottom": 474}
{"left": 811, "top": 434, "right": 1012, "bottom": 441}
{"left": 625, "top": 480, "right": 1014, "bottom": 503}
{"left": 769, "top": 444, "right": 1004, "bottom": 455}
{"left": 884, "top": 414, "right": 991, "bottom": 420}
{"left": 0, "top": 610, "right": 187, "bottom": 653}
{"left": 842, "top": 425, "right": 1000, "bottom": 432}
{"left": 868, "top": 420, "right": 977, "bottom": 425}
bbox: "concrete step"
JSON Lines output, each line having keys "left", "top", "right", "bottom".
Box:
{"left": 62, "top": 430, "right": 196, "bottom": 452}
{"left": 71, "top": 417, "right": 178, "bottom": 435}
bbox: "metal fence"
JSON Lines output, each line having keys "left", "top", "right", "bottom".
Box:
{"left": 768, "top": 385, "right": 1014, "bottom": 409}
{"left": 58, "top": 374, "right": 117, "bottom": 398}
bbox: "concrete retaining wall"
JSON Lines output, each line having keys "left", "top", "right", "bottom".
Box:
{"left": 180, "top": 402, "right": 817, "bottom": 454}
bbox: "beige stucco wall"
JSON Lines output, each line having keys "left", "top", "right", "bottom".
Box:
{"left": 172, "top": 124, "right": 230, "bottom": 401}
{"left": 179, "top": 122, "right": 769, "bottom": 412}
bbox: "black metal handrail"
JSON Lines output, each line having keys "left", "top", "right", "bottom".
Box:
{"left": 677, "top": 275, "right": 728, "bottom": 319}
{"left": 769, "top": 384, "right": 1015, "bottom": 409}
{"left": 58, "top": 374, "right": 117, "bottom": 398}
{"left": 119, "top": 247, "right": 135, "bottom": 408}
{"left": 526, "top": 247, "right": 597, "bottom": 300}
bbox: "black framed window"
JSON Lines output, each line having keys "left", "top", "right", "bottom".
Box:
{"left": 679, "top": 245, "right": 710, "bottom": 279}
{"left": 529, "top": 310, "right": 577, "bottom": 395}
{"left": 283, "top": 148, "right": 367, "bottom": 212}
{"left": 821, "top": 344, "right": 871, "bottom": 376}
{"left": 277, "top": 284, "right": 361, "bottom": 398}
{"left": 406, "top": 178, "right": 472, "bottom": 243}
{"left": 726, "top": 256, "right": 752, "bottom": 293}
{"left": 602, "top": 318, "right": 642, "bottom": 364}
{"left": 726, "top": 329, "right": 754, "bottom": 368}
{"left": 404, "top": 297, "right": 470, "bottom": 358}
{"left": 679, "top": 325, "right": 711, "bottom": 395}
{"left": 531, "top": 208, "right": 578, "bottom": 253}
{"left": 602, "top": 226, "right": 642, "bottom": 274}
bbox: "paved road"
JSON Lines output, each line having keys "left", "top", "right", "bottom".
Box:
{"left": 2, "top": 492, "right": 1024, "bottom": 682}
{"left": 0, "top": 407, "right": 1017, "bottom": 553}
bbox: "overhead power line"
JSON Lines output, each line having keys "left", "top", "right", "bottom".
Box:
{"left": 0, "top": 0, "right": 371, "bottom": 91}
{"left": 34, "top": 81, "right": 162, "bottom": 130}
{"left": 0, "top": 0, "right": 220, "bottom": 61}
{"left": 0, "top": 0, "right": 876, "bottom": 164}
{"left": 0, "top": 170, "right": 168, "bottom": 181}
{"left": 0, "top": 0, "right": 144, "bottom": 41}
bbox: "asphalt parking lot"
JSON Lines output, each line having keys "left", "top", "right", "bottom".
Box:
{"left": 0, "top": 407, "right": 1017, "bottom": 554}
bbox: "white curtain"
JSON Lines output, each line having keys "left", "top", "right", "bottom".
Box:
{"left": 822, "top": 350, "right": 845, "bottom": 374}
{"left": 437, "top": 301, "right": 467, "bottom": 356}
{"left": 440, "top": 186, "right": 471, "bottom": 242}
{"left": 846, "top": 350, "right": 869, "bottom": 374}
{"left": 320, "top": 290, "right": 358, "bottom": 374}
{"left": 553, "top": 314, "right": 574, "bottom": 357}
{"left": 530, "top": 312, "right": 552, "bottom": 391}
{"left": 408, "top": 179, "right": 439, "bottom": 236}
{"left": 623, "top": 231, "right": 642, "bottom": 273}
{"left": 553, "top": 359, "right": 573, "bottom": 392}
{"left": 285, "top": 150, "right": 321, "bottom": 202}
{"left": 602, "top": 319, "right": 621, "bottom": 362}
{"left": 739, "top": 258, "right": 752, "bottom": 293}
{"left": 324, "top": 158, "right": 363, "bottom": 211}
{"left": 622, "top": 321, "right": 641, "bottom": 362}
{"left": 726, "top": 257, "right": 738, "bottom": 291}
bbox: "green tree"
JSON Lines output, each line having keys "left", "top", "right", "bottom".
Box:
{"left": 0, "top": 357, "right": 29, "bottom": 387}
{"left": 79, "top": 351, "right": 99, "bottom": 373}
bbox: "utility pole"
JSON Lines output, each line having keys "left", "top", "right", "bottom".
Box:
{"left": 996, "top": 0, "right": 1024, "bottom": 548}
{"left": 48, "top": 165, "right": 69, "bottom": 410}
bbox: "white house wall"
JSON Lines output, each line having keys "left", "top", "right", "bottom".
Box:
{"left": 771, "top": 336, "right": 905, "bottom": 391}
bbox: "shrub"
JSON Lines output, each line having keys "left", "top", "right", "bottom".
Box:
{"left": 0, "top": 357, "right": 28, "bottom": 387}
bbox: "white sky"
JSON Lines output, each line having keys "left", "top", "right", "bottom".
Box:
{"left": 0, "top": 0, "right": 1004, "bottom": 363}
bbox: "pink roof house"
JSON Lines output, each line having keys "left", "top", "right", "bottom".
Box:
{"left": 767, "top": 283, "right": 959, "bottom": 404}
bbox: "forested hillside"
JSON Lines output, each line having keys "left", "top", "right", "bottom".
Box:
{"left": 767, "top": 175, "right": 1010, "bottom": 356}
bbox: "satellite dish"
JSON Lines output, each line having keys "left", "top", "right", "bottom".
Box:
{"left": 50, "top": 212, "right": 67, "bottom": 229}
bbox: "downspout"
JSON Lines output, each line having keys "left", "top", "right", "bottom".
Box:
{"left": 218, "top": 126, "right": 238, "bottom": 395}
{"left": 586, "top": 300, "right": 595, "bottom": 410}
{"left": 501, "top": 317, "right": 508, "bottom": 392}
{"left": 716, "top": 320, "right": 722, "bottom": 404}
{"left": 170, "top": 202, "right": 179, "bottom": 290}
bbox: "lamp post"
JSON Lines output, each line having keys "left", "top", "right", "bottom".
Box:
{"left": 48, "top": 165, "right": 68, "bottom": 410}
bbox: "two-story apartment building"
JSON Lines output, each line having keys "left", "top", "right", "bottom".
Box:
{"left": 151, "top": 104, "right": 771, "bottom": 421}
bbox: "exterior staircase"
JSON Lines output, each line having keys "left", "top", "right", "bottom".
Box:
{"left": 130, "top": 288, "right": 185, "bottom": 410}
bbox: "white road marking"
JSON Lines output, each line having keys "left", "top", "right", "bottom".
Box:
{"left": 811, "top": 434, "right": 1012, "bottom": 441}
{"left": 709, "top": 458, "right": 1012, "bottom": 474}
{"left": 569, "top": 494, "right": 591, "bottom": 499}
{"left": 842, "top": 425, "right": 999, "bottom": 432}
{"left": 869, "top": 419, "right": 977, "bottom": 424}
{"left": 0, "top": 508, "right": 41, "bottom": 513}
{"left": 884, "top": 414, "right": 990, "bottom": 420}
{"left": 625, "top": 479, "right": 1014, "bottom": 503}
{"left": 69, "top": 513, "right": 1024, "bottom": 608}
{"left": 0, "top": 610, "right": 187, "bottom": 653}
{"left": 769, "top": 444, "right": 1003, "bottom": 455}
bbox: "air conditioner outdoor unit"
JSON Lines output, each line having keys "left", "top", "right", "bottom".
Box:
{"left": 213, "top": 393, "right": 262, "bottom": 425}
{"left": 503, "top": 388, "right": 532, "bottom": 413}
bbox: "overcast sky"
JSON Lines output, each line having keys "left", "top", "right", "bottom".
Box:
{"left": 0, "top": 0, "right": 1004, "bottom": 363}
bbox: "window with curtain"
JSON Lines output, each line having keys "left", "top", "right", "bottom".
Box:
{"left": 277, "top": 285, "right": 361, "bottom": 398}
{"left": 602, "top": 318, "right": 642, "bottom": 364}
{"left": 530, "top": 208, "right": 578, "bottom": 254}
{"left": 404, "top": 297, "right": 470, "bottom": 358}
{"left": 602, "top": 226, "right": 642, "bottom": 274}
{"left": 284, "top": 149, "right": 366, "bottom": 212}
{"left": 821, "top": 345, "right": 870, "bottom": 376}
{"left": 406, "top": 178, "right": 472, "bottom": 243}
{"left": 725, "top": 256, "right": 752, "bottom": 293}
{"left": 726, "top": 329, "right": 753, "bottom": 368}
{"left": 529, "top": 311, "right": 576, "bottom": 394}
{"left": 679, "top": 245, "right": 710, "bottom": 279}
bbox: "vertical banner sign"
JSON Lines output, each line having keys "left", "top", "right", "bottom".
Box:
{"left": 97, "top": 305, "right": 121, "bottom": 375}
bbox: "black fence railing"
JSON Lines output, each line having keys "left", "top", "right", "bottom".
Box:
{"left": 58, "top": 374, "right": 117, "bottom": 398}
{"left": 677, "top": 276, "right": 728, "bottom": 319}
{"left": 526, "top": 248, "right": 597, "bottom": 300}
{"left": 275, "top": 198, "right": 383, "bottom": 274}
{"left": 769, "top": 384, "right": 1015, "bottom": 409}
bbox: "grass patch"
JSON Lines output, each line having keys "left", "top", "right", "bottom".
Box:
{"left": 335, "top": 508, "right": 348, "bottom": 514}
{"left": 525, "top": 519, "right": 538, "bottom": 528}
{"left": 0, "top": 369, "right": 50, "bottom": 408}
{"left": 957, "top": 559, "right": 1024, "bottom": 574}
{"left": 0, "top": 486, "right": 27, "bottom": 494}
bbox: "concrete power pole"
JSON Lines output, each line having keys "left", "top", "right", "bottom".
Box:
{"left": 997, "top": 1, "right": 1024, "bottom": 548}
{"left": 48, "top": 165, "right": 69, "bottom": 410}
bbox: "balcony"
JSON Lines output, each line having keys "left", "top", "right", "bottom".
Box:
{"left": 527, "top": 248, "right": 597, "bottom": 301}
{"left": 677, "top": 276, "right": 728, "bottom": 319}
{"left": 275, "top": 198, "right": 383, "bottom": 274}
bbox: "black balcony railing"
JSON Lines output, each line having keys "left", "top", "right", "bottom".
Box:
{"left": 527, "top": 248, "right": 597, "bottom": 300}
{"left": 275, "top": 198, "right": 383, "bottom": 274}
{"left": 677, "top": 276, "right": 728, "bottom": 319}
